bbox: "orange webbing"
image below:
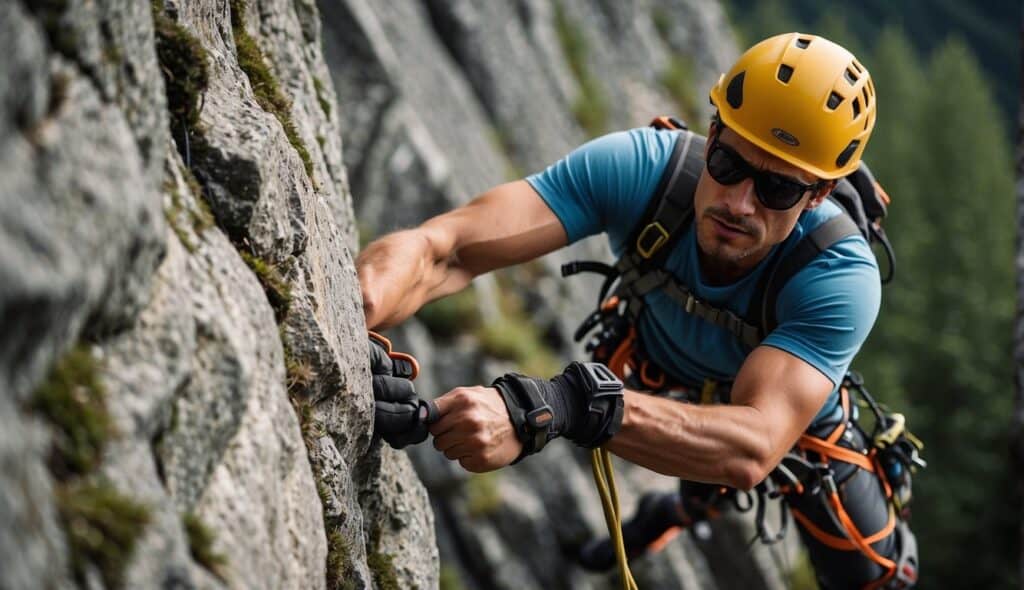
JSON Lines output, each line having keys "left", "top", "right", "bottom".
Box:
{"left": 827, "top": 492, "right": 897, "bottom": 589}
{"left": 825, "top": 386, "right": 851, "bottom": 444}
{"left": 790, "top": 504, "right": 896, "bottom": 552}
{"left": 647, "top": 526, "right": 684, "bottom": 553}
{"left": 797, "top": 435, "right": 875, "bottom": 472}
{"left": 607, "top": 326, "right": 637, "bottom": 380}
{"left": 639, "top": 360, "right": 666, "bottom": 389}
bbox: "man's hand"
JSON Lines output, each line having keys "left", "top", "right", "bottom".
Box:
{"left": 369, "top": 333, "right": 436, "bottom": 449}
{"left": 428, "top": 386, "right": 523, "bottom": 472}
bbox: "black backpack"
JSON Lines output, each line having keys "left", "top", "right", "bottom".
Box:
{"left": 563, "top": 116, "right": 895, "bottom": 354}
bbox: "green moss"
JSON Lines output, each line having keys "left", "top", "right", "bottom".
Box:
{"left": 285, "top": 356, "right": 318, "bottom": 395}
{"left": 26, "top": 0, "right": 78, "bottom": 59}
{"left": 415, "top": 288, "right": 481, "bottom": 340}
{"left": 465, "top": 472, "right": 502, "bottom": 517}
{"left": 652, "top": 7, "right": 673, "bottom": 42}
{"left": 313, "top": 77, "right": 332, "bottom": 118}
{"left": 183, "top": 168, "right": 215, "bottom": 232}
{"left": 183, "top": 512, "right": 227, "bottom": 579}
{"left": 325, "top": 528, "right": 359, "bottom": 590}
{"left": 239, "top": 250, "right": 291, "bottom": 320}
{"left": 30, "top": 346, "right": 114, "bottom": 480}
{"left": 152, "top": 0, "right": 210, "bottom": 149}
{"left": 366, "top": 546, "right": 400, "bottom": 590}
{"left": 659, "top": 56, "right": 699, "bottom": 122}
{"left": 229, "top": 0, "right": 315, "bottom": 179}
{"left": 439, "top": 565, "right": 466, "bottom": 590}
{"left": 553, "top": 1, "right": 608, "bottom": 137}
{"left": 57, "top": 481, "right": 151, "bottom": 589}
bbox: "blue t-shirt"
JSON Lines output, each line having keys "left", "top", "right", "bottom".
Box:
{"left": 526, "top": 127, "right": 881, "bottom": 423}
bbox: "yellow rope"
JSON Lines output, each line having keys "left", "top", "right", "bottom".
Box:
{"left": 591, "top": 448, "right": 639, "bottom": 590}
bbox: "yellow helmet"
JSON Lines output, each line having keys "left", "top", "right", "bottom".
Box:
{"left": 709, "top": 33, "right": 876, "bottom": 179}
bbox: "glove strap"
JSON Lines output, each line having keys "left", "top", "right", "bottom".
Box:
{"left": 493, "top": 362, "right": 624, "bottom": 463}
{"left": 492, "top": 374, "right": 554, "bottom": 462}
{"left": 567, "top": 362, "right": 625, "bottom": 448}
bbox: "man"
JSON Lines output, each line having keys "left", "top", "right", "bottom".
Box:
{"left": 360, "top": 33, "right": 916, "bottom": 589}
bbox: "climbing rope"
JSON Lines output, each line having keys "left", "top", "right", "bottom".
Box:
{"left": 591, "top": 448, "right": 638, "bottom": 590}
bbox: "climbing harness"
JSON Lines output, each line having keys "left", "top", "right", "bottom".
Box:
{"left": 562, "top": 116, "right": 918, "bottom": 589}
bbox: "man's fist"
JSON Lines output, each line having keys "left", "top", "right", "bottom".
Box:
{"left": 369, "top": 332, "right": 437, "bottom": 449}
{"left": 428, "top": 386, "right": 523, "bottom": 472}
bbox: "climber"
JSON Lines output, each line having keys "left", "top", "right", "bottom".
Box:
{"left": 359, "top": 33, "right": 919, "bottom": 590}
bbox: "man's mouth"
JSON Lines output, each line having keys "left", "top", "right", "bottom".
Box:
{"left": 709, "top": 215, "right": 750, "bottom": 237}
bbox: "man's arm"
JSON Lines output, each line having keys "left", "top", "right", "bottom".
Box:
{"left": 607, "top": 345, "right": 833, "bottom": 490}
{"left": 357, "top": 180, "right": 568, "bottom": 329}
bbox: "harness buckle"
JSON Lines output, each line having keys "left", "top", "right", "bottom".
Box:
{"left": 636, "top": 222, "right": 670, "bottom": 259}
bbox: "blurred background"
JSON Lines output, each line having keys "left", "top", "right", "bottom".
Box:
{"left": 339, "top": 1, "right": 1018, "bottom": 588}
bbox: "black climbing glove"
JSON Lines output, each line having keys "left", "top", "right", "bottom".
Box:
{"left": 492, "top": 361, "right": 624, "bottom": 462}
{"left": 368, "top": 331, "right": 438, "bottom": 449}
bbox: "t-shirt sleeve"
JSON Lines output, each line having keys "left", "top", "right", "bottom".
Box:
{"left": 525, "top": 129, "right": 673, "bottom": 244}
{"left": 761, "top": 238, "right": 881, "bottom": 388}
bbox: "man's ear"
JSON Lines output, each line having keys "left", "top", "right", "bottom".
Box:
{"left": 804, "top": 180, "right": 836, "bottom": 210}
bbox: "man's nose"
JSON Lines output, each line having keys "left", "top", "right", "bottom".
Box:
{"left": 720, "top": 178, "right": 758, "bottom": 216}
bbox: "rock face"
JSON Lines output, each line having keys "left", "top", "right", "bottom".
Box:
{"left": 0, "top": 0, "right": 434, "bottom": 588}
{"left": 322, "top": 1, "right": 803, "bottom": 589}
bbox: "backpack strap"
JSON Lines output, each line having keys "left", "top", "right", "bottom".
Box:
{"left": 746, "top": 210, "right": 861, "bottom": 338}
{"left": 611, "top": 129, "right": 705, "bottom": 319}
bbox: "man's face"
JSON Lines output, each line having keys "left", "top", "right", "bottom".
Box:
{"left": 693, "top": 123, "right": 830, "bottom": 282}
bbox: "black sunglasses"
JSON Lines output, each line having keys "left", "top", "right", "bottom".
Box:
{"left": 706, "top": 124, "right": 823, "bottom": 210}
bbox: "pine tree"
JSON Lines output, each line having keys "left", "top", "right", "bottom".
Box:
{"left": 860, "top": 35, "right": 1017, "bottom": 589}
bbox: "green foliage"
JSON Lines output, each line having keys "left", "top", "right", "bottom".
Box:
{"left": 152, "top": 0, "right": 210, "bottom": 142}
{"left": 57, "top": 481, "right": 151, "bottom": 589}
{"left": 415, "top": 288, "right": 481, "bottom": 339}
{"left": 851, "top": 32, "right": 1017, "bottom": 589}
{"left": 659, "top": 56, "right": 699, "bottom": 123}
{"left": 553, "top": 1, "right": 608, "bottom": 137}
{"left": 239, "top": 250, "right": 292, "bottom": 320}
{"left": 229, "top": 0, "right": 314, "bottom": 179}
{"left": 465, "top": 472, "right": 502, "bottom": 517}
{"left": 439, "top": 564, "right": 466, "bottom": 590}
{"left": 477, "top": 317, "right": 561, "bottom": 378}
{"left": 785, "top": 549, "right": 818, "bottom": 590}
{"left": 30, "top": 347, "right": 113, "bottom": 479}
{"left": 183, "top": 512, "right": 227, "bottom": 578}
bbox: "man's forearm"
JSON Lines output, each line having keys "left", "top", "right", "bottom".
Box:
{"left": 606, "top": 390, "right": 776, "bottom": 490}
{"left": 357, "top": 228, "right": 471, "bottom": 329}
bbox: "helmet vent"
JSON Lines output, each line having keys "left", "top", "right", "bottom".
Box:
{"left": 862, "top": 87, "right": 870, "bottom": 107}
{"left": 777, "top": 64, "right": 794, "bottom": 83}
{"left": 852, "top": 97, "right": 861, "bottom": 119}
{"left": 795, "top": 37, "right": 811, "bottom": 49}
{"left": 827, "top": 91, "right": 843, "bottom": 110}
{"left": 726, "top": 72, "right": 745, "bottom": 108}
{"left": 836, "top": 139, "right": 861, "bottom": 168}
{"left": 851, "top": 60, "right": 864, "bottom": 73}
{"left": 844, "top": 69, "right": 858, "bottom": 84}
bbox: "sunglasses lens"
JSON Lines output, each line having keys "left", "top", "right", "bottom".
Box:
{"left": 754, "top": 175, "right": 805, "bottom": 210}
{"left": 706, "top": 145, "right": 747, "bottom": 185}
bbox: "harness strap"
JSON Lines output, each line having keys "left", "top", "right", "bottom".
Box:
{"left": 748, "top": 210, "right": 861, "bottom": 335}
{"left": 790, "top": 504, "right": 896, "bottom": 554}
